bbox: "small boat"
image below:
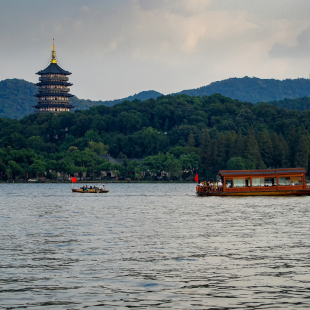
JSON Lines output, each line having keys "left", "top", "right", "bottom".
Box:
{"left": 196, "top": 168, "right": 310, "bottom": 196}
{"left": 72, "top": 188, "right": 109, "bottom": 193}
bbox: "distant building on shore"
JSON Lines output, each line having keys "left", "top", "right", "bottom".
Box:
{"left": 34, "top": 39, "right": 74, "bottom": 113}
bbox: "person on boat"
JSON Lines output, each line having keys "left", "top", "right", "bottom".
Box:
{"left": 82, "top": 186, "right": 85, "bottom": 190}
{"left": 218, "top": 180, "right": 223, "bottom": 191}
{"left": 90, "top": 186, "right": 92, "bottom": 189}
{"left": 85, "top": 185, "right": 89, "bottom": 191}
{"left": 99, "top": 185, "right": 105, "bottom": 190}
{"left": 206, "top": 180, "right": 210, "bottom": 189}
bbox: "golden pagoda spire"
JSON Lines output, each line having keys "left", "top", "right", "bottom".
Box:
{"left": 51, "top": 38, "right": 57, "bottom": 64}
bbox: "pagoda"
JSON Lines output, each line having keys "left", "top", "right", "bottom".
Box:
{"left": 34, "top": 40, "right": 74, "bottom": 113}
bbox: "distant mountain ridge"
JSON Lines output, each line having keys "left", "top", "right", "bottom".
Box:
{"left": 2, "top": 77, "right": 310, "bottom": 119}
{"left": 0, "top": 79, "right": 162, "bottom": 119}
{"left": 73, "top": 90, "right": 163, "bottom": 109}
{"left": 177, "top": 77, "right": 310, "bottom": 103}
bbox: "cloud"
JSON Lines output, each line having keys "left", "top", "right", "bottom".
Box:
{"left": 137, "top": 0, "right": 212, "bottom": 16}
{"left": 269, "top": 27, "right": 310, "bottom": 58}
{"left": 1, "top": 0, "right": 310, "bottom": 100}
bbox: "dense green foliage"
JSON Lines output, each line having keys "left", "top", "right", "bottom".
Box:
{"left": 179, "top": 77, "right": 310, "bottom": 103}
{"left": 3, "top": 77, "right": 310, "bottom": 119}
{"left": 1, "top": 93, "right": 310, "bottom": 182}
{"left": 268, "top": 97, "right": 310, "bottom": 111}
{"left": 0, "top": 79, "right": 37, "bottom": 119}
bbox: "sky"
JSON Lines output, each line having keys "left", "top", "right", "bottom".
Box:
{"left": 1, "top": 0, "right": 310, "bottom": 101}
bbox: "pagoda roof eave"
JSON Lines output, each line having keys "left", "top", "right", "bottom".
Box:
{"left": 36, "top": 81, "right": 72, "bottom": 86}
{"left": 36, "top": 63, "right": 71, "bottom": 75}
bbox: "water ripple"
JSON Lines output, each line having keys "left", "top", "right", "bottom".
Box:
{"left": 0, "top": 183, "right": 310, "bottom": 309}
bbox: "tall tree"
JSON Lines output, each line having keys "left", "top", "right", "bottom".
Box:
{"left": 287, "top": 125, "right": 297, "bottom": 167}
{"left": 270, "top": 133, "right": 283, "bottom": 168}
{"left": 231, "top": 129, "right": 244, "bottom": 158}
{"left": 257, "top": 130, "right": 273, "bottom": 168}
{"left": 212, "top": 134, "right": 226, "bottom": 172}
{"left": 199, "top": 129, "right": 211, "bottom": 174}
{"left": 243, "top": 127, "right": 264, "bottom": 169}
{"left": 295, "top": 125, "right": 310, "bottom": 169}
{"left": 224, "top": 131, "right": 236, "bottom": 164}
{"left": 295, "top": 135, "right": 309, "bottom": 169}
{"left": 279, "top": 133, "right": 290, "bottom": 167}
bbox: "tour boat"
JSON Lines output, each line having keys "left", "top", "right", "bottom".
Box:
{"left": 72, "top": 188, "right": 109, "bottom": 193}
{"left": 196, "top": 168, "right": 310, "bottom": 196}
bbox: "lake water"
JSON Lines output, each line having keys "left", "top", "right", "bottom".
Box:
{"left": 1, "top": 183, "right": 310, "bottom": 309}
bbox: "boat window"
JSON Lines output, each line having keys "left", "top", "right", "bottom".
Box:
{"left": 279, "top": 177, "right": 290, "bottom": 186}
{"left": 252, "top": 178, "right": 264, "bottom": 187}
{"left": 234, "top": 178, "right": 245, "bottom": 187}
{"left": 265, "top": 178, "right": 276, "bottom": 186}
{"left": 290, "top": 176, "right": 303, "bottom": 185}
{"left": 226, "top": 179, "right": 233, "bottom": 188}
{"left": 245, "top": 178, "right": 251, "bottom": 187}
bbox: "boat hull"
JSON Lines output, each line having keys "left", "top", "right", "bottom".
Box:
{"left": 72, "top": 189, "right": 109, "bottom": 193}
{"left": 197, "top": 190, "right": 310, "bottom": 196}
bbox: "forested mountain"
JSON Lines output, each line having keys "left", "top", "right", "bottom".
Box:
{"left": 178, "top": 77, "right": 310, "bottom": 103}
{"left": 267, "top": 97, "right": 310, "bottom": 111}
{"left": 1, "top": 93, "right": 310, "bottom": 182}
{"left": 0, "top": 79, "right": 162, "bottom": 119}
{"left": 0, "top": 79, "right": 37, "bottom": 119}
{"left": 2, "top": 77, "right": 310, "bottom": 119}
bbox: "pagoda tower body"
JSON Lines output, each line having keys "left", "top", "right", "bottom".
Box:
{"left": 34, "top": 40, "right": 74, "bottom": 113}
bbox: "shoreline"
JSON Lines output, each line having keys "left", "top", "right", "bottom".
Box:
{"left": 0, "top": 180, "right": 197, "bottom": 184}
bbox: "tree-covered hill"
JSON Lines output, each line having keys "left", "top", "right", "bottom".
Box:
{"left": 0, "top": 79, "right": 162, "bottom": 119}
{"left": 178, "top": 77, "right": 310, "bottom": 103}
{"left": 267, "top": 97, "right": 310, "bottom": 111}
{"left": 1, "top": 93, "right": 310, "bottom": 182}
{"left": 0, "top": 79, "right": 37, "bottom": 119}
{"left": 2, "top": 77, "right": 310, "bottom": 119}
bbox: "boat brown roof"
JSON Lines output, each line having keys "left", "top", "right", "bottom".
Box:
{"left": 219, "top": 168, "right": 306, "bottom": 176}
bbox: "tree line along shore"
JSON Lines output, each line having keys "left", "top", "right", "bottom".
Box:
{"left": 1, "top": 93, "right": 310, "bottom": 182}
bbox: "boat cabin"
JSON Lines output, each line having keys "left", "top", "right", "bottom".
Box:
{"left": 196, "top": 168, "right": 310, "bottom": 196}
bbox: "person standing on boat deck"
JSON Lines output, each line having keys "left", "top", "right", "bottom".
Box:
{"left": 206, "top": 180, "right": 210, "bottom": 191}
{"left": 218, "top": 180, "right": 222, "bottom": 190}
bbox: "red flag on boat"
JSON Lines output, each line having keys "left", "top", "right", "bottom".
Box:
{"left": 71, "top": 177, "right": 77, "bottom": 183}
{"left": 194, "top": 173, "right": 198, "bottom": 182}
